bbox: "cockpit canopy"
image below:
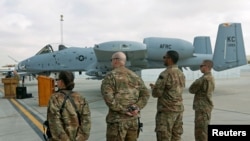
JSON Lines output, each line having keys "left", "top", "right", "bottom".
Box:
{"left": 35, "top": 44, "right": 68, "bottom": 55}
{"left": 35, "top": 44, "right": 54, "bottom": 55}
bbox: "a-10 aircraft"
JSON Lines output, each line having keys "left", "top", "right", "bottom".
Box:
{"left": 15, "top": 23, "right": 247, "bottom": 79}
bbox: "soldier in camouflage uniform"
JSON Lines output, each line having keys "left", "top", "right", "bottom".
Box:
{"left": 47, "top": 71, "right": 91, "bottom": 141}
{"left": 101, "top": 52, "right": 150, "bottom": 141}
{"left": 189, "top": 60, "right": 215, "bottom": 141}
{"left": 150, "top": 50, "right": 185, "bottom": 141}
{"left": 13, "top": 70, "right": 20, "bottom": 85}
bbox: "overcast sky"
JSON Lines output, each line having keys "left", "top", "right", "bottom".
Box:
{"left": 0, "top": 0, "right": 249, "bottom": 67}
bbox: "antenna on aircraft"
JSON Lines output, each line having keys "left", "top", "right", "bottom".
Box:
{"left": 8, "top": 55, "right": 19, "bottom": 63}
{"left": 60, "top": 14, "right": 64, "bottom": 45}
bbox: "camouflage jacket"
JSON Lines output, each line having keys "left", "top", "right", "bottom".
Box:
{"left": 47, "top": 90, "right": 91, "bottom": 141}
{"left": 101, "top": 67, "right": 150, "bottom": 122}
{"left": 189, "top": 72, "right": 215, "bottom": 111}
{"left": 13, "top": 74, "right": 20, "bottom": 84}
{"left": 152, "top": 65, "right": 185, "bottom": 112}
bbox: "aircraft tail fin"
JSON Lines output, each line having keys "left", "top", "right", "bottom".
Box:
{"left": 213, "top": 23, "right": 247, "bottom": 71}
{"left": 193, "top": 36, "right": 212, "bottom": 54}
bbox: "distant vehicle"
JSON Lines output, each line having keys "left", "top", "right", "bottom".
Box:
{"left": 16, "top": 23, "right": 247, "bottom": 79}
{"left": 1, "top": 63, "right": 33, "bottom": 82}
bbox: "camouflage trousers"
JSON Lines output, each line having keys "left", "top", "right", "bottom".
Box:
{"left": 194, "top": 110, "right": 211, "bottom": 141}
{"left": 155, "top": 111, "right": 183, "bottom": 141}
{"left": 106, "top": 118, "right": 138, "bottom": 141}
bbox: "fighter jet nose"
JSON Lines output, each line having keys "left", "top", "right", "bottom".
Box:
{"left": 18, "top": 62, "right": 26, "bottom": 70}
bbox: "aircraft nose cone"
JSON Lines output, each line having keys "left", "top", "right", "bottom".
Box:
{"left": 18, "top": 62, "right": 26, "bottom": 70}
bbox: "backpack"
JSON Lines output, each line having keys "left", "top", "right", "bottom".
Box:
{"left": 43, "top": 91, "right": 81, "bottom": 141}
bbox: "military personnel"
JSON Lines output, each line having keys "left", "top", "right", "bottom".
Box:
{"left": 189, "top": 60, "right": 215, "bottom": 141}
{"left": 47, "top": 71, "right": 91, "bottom": 141}
{"left": 101, "top": 51, "right": 150, "bottom": 141}
{"left": 12, "top": 70, "right": 20, "bottom": 85}
{"left": 150, "top": 50, "right": 185, "bottom": 141}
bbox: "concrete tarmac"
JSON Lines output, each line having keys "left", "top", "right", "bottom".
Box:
{"left": 0, "top": 66, "right": 250, "bottom": 141}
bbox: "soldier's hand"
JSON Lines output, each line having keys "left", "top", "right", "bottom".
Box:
{"left": 130, "top": 109, "right": 139, "bottom": 116}
{"left": 126, "top": 112, "right": 133, "bottom": 116}
{"left": 126, "top": 105, "right": 140, "bottom": 116}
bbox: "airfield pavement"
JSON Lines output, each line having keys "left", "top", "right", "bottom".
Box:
{"left": 0, "top": 65, "right": 250, "bottom": 141}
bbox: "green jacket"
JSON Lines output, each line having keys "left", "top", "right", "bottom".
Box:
{"left": 152, "top": 65, "right": 185, "bottom": 112}
{"left": 47, "top": 90, "right": 91, "bottom": 141}
{"left": 101, "top": 67, "right": 150, "bottom": 122}
{"left": 189, "top": 72, "right": 215, "bottom": 111}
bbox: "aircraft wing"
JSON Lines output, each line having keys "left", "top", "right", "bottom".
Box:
{"left": 0, "top": 69, "right": 12, "bottom": 76}
{"left": 0, "top": 69, "right": 12, "bottom": 72}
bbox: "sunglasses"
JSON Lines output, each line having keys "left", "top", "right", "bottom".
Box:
{"left": 110, "top": 58, "right": 120, "bottom": 62}
{"left": 163, "top": 56, "right": 170, "bottom": 59}
{"left": 200, "top": 65, "right": 206, "bottom": 68}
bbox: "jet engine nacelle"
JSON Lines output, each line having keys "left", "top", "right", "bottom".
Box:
{"left": 143, "top": 37, "right": 194, "bottom": 61}
{"left": 94, "top": 41, "right": 148, "bottom": 68}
